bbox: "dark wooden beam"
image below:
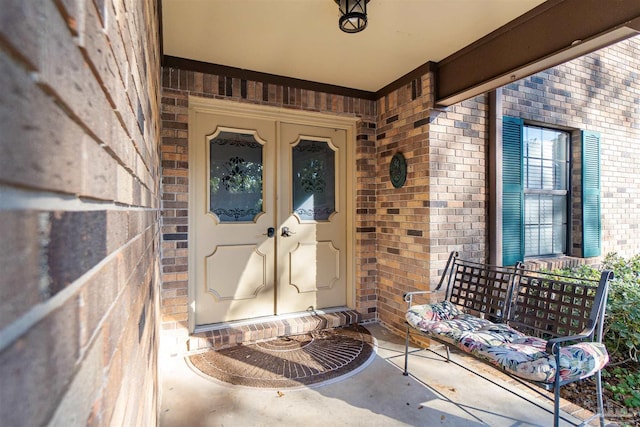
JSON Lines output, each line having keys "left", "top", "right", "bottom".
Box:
{"left": 436, "top": 0, "right": 640, "bottom": 106}
{"left": 162, "top": 56, "right": 377, "bottom": 101}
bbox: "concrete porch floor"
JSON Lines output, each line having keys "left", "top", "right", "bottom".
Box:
{"left": 159, "top": 323, "right": 601, "bottom": 427}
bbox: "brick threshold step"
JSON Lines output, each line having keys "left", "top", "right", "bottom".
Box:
{"left": 188, "top": 308, "right": 361, "bottom": 351}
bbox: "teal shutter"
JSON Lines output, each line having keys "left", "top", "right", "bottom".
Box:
{"left": 502, "top": 116, "right": 524, "bottom": 266}
{"left": 582, "top": 130, "right": 601, "bottom": 258}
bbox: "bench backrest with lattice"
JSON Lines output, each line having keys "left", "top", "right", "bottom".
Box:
{"left": 508, "top": 267, "right": 612, "bottom": 341}
{"left": 438, "top": 252, "right": 612, "bottom": 341}
{"left": 437, "top": 252, "right": 517, "bottom": 323}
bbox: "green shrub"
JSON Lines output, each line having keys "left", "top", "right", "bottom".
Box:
{"left": 600, "top": 253, "right": 640, "bottom": 363}
{"left": 550, "top": 253, "right": 640, "bottom": 363}
{"left": 551, "top": 253, "right": 640, "bottom": 412}
{"left": 603, "top": 367, "right": 640, "bottom": 408}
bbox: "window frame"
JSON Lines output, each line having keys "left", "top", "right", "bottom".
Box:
{"left": 500, "top": 116, "right": 601, "bottom": 265}
{"left": 521, "top": 123, "right": 571, "bottom": 258}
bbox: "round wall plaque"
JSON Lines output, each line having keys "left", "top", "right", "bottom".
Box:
{"left": 389, "top": 152, "right": 407, "bottom": 188}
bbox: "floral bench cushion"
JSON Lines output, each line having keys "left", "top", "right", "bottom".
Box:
{"left": 406, "top": 301, "right": 462, "bottom": 323}
{"left": 473, "top": 338, "right": 609, "bottom": 384}
{"left": 407, "top": 302, "right": 482, "bottom": 343}
{"left": 406, "top": 302, "right": 510, "bottom": 345}
{"left": 406, "top": 302, "right": 609, "bottom": 384}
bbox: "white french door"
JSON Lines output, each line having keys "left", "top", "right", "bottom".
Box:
{"left": 189, "top": 103, "right": 350, "bottom": 328}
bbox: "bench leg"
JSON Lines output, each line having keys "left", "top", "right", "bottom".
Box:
{"left": 553, "top": 381, "right": 560, "bottom": 427}
{"left": 596, "top": 370, "right": 605, "bottom": 427}
{"left": 403, "top": 326, "right": 410, "bottom": 376}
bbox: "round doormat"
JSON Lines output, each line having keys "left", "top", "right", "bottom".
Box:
{"left": 188, "top": 325, "right": 376, "bottom": 388}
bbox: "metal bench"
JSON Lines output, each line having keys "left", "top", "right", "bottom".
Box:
{"left": 403, "top": 251, "right": 614, "bottom": 427}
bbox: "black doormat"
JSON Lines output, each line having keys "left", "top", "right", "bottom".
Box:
{"left": 188, "top": 325, "right": 375, "bottom": 388}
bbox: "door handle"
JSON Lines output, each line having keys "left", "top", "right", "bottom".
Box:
{"left": 281, "top": 226, "right": 295, "bottom": 237}
{"left": 265, "top": 227, "right": 275, "bottom": 238}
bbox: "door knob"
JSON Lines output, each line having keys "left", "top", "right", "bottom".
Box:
{"left": 265, "top": 227, "right": 275, "bottom": 238}
{"left": 281, "top": 226, "right": 295, "bottom": 237}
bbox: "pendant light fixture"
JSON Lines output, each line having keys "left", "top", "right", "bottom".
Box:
{"left": 335, "top": 0, "right": 370, "bottom": 33}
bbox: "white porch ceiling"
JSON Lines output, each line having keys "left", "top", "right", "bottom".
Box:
{"left": 161, "top": 0, "right": 545, "bottom": 92}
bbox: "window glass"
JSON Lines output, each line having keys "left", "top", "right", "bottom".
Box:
{"left": 523, "top": 125, "right": 569, "bottom": 257}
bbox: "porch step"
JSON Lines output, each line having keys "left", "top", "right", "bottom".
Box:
{"left": 188, "top": 309, "right": 361, "bottom": 351}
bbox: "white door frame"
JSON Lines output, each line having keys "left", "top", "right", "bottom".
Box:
{"left": 187, "top": 96, "right": 358, "bottom": 332}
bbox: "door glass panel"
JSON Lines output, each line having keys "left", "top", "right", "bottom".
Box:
{"left": 209, "top": 131, "right": 263, "bottom": 222}
{"left": 292, "top": 139, "right": 335, "bottom": 221}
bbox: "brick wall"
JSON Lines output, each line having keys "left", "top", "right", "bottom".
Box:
{"left": 428, "top": 96, "right": 488, "bottom": 267}
{"left": 376, "top": 37, "right": 640, "bottom": 332}
{"left": 375, "top": 74, "right": 433, "bottom": 333}
{"left": 159, "top": 37, "right": 640, "bottom": 343}
{"left": 375, "top": 71, "right": 490, "bottom": 334}
{"left": 0, "top": 1, "right": 161, "bottom": 426}
{"left": 1, "top": 2, "right": 636, "bottom": 424}
{"left": 159, "top": 68, "right": 377, "bottom": 344}
{"left": 503, "top": 36, "right": 640, "bottom": 258}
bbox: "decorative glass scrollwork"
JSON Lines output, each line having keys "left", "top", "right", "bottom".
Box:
{"left": 292, "top": 139, "right": 336, "bottom": 221}
{"left": 220, "top": 156, "right": 261, "bottom": 193}
{"left": 300, "top": 159, "right": 327, "bottom": 194}
{"left": 209, "top": 131, "right": 263, "bottom": 222}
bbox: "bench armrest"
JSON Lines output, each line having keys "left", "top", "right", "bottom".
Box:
{"left": 545, "top": 329, "right": 594, "bottom": 355}
{"left": 403, "top": 290, "right": 439, "bottom": 306}
{"left": 403, "top": 252, "right": 459, "bottom": 307}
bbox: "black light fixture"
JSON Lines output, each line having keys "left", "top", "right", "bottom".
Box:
{"left": 335, "top": 0, "right": 370, "bottom": 33}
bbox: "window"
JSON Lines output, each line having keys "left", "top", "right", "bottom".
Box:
{"left": 523, "top": 125, "right": 569, "bottom": 257}
{"left": 502, "top": 117, "right": 601, "bottom": 265}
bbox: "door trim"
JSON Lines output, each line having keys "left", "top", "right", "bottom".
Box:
{"left": 187, "top": 96, "right": 358, "bottom": 333}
